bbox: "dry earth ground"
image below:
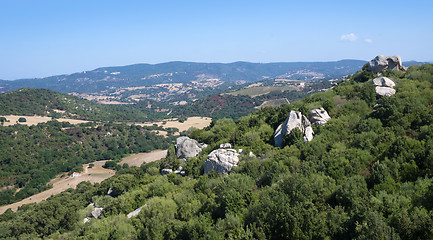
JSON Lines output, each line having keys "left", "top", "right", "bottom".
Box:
{"left": 0, "top": 115, "right": 89, "bottom": 126}
{"left": 140, "top": 116, "right": 212, "bottom": 132}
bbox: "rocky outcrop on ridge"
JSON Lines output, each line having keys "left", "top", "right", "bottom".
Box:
{"left": 274, "top": 111, "right": 314, "bottom": 147}
{"left": 204, "top": 144, "right": 239, "bottom": 174}
{"left": 372, "top": 77, "right": 396, "bottom": 97}
{"left": 309, "top": 108, "right": 331, "bottom": 126}
{"left": 368, "top": 55, "right": 406, "bottom": 73}
{"left": 175, "top": 136, "right": 207, "bottom": 159}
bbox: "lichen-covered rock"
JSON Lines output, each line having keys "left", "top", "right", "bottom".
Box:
{"left": 204, "top": 148, "right": 239, "bottom": 174}
{"left": 175, "top": 136, "right": 206, "bottom": 159}
{"left": 274, "top": 111, "right": 314, "bottom": 147}
{"left": 309, "top": 108, "right": 331, "bottom": 126}
{"left": 368, "top": 55, "right": 406, "bottom": 73}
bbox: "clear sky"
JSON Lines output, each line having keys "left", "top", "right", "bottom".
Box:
{"left": 1, "top": 0, "right": 432, "bottom": 80}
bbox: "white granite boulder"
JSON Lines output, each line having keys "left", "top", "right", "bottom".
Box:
{"left": 204, "top": 147, "right": 239, "bottom": 174}
{"left": 274, "top": 111, "right": 314, "bottom": 147}
{"left": 309, "top": 108, "right": 331, "bottom": 126}
{"left": 175, "top": 136, "right": 207, "bottom": 159}
{"left": 372, "top": 77, "right": 396, "bottom": 97}
{"left": 375, "top": 87, "right": 396, "bottom": 97}
{"left": 368, "top": 55, "right": 406, "bottom": 73}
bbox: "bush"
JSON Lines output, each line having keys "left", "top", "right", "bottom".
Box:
{"left": 18, "top": 117, "right": 27, "bottom": 122}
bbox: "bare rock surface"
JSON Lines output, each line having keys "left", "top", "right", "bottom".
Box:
{"left": 204, "top": 147, "right": 239, "bottom": 174}
{"left": 91, "top": 207, "right": 103, "bottom": 219}
{"left": 368, "top": 55, "right": 406, "bottom": 73}
{"left": 309, "top": 108, "right": 331, "bottom": 126}
{"left": 372, "top": 77, "right": 396, "bottom": 88}
{"left": 375, "top": 86, "right": 396, "bottom": 97}
{"left": 372, "top": 77, "right": 396, "bottom": 97}
{"left": 274, "top": 111, "right": 314, "bottom": 147}
{"left": 175, "top": 136, "right": 207, "bottom": 159}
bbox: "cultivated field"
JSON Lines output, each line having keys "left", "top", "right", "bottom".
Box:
{"left": 0, "top": 115, "right": 89, "bottom": 126}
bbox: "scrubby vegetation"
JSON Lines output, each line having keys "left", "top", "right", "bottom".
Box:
{"left": 1, "top": 64, "right": 433, "bottom": 239}
{"left": 0, "top": 121, "right": 173, "bottom": 205}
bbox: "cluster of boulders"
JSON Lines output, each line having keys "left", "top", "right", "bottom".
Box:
{"left": 274, "top": 108, "right": 331, "bottom": 147}
{"left": 372, "top": 76, "right": 396, "bottom": 97}
{"left": 368, "top": 55, "right": 406, "bottom": 73}
{"left": 204, "top": 143, "right": 240, "bottom": 174}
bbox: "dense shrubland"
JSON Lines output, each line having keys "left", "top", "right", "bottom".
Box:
{"left": 1, "top": 64, "right": 433, "bottom": 239}
{"left": 0, "top": 121, "right": 173, "bottom": 205}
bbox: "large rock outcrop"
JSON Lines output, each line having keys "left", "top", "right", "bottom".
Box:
{"left": 274, "top": 111, "right": 314, "bottom": 147}
{"left": 309, "top": 108, "right": 331, "bottom": 126}
{"left": 204, "top": 146, "right": 239, "bottom": 174}
{"left": 368, "top": 55, "right": 406, "bottom": 73}
{"left": 175, "top": 136, "right": 207, "bottom": 159}
{"left": 372, "top": 77, "right": 396, "bottom": 97}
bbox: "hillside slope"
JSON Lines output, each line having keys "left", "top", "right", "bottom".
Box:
{"left": 1, "top": 63, "right": 433, "bottom": 239}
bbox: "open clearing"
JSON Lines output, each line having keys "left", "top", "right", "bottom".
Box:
{"left": 140, "top": 116, "right": 212, "bottom": 132}
{"left": 0, "top": 149, "right": 167, "bottom": 214}
{"left": 119, "top": 149, "right": 168, "bottom": 167}
{"left": 0, "top": 160, "right": 114, "bottom": 214}
{"left": 0, "top": 115, "right": 89, "bottom": 126}
{"left": 226, "top": 86, "right": 296, "bottom": 97}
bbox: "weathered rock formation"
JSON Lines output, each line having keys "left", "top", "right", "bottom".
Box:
{"left": 91, "top": 207, "right": 103, "bottom": 219}
{"left": 372, "top": 77, "right": 396, "bottom": 97}
{"left": 368, "top": 55, "right": 406, "bottom": 73}
{"left": 204, "top": 145, "right": 239, "bottom": 174}
{"left": 175, "top": 136, "right": 207, "bottom": 159}
{"left": 274, "top": 111, "right": 314, "bottom": 147}
{"left": 309, "top": 108, "right": 331, "bottom": 126}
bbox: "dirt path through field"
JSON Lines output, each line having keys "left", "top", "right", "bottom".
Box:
{"left": 119, "top": 149, "right": 168, "bottom": 167}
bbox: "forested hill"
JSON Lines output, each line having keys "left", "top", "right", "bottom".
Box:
{"left": 0, "top": 60, "right": 367, "bottom": 93}
{"left": 1, "top": 64, "right": 433, "bottom": 239}
{"left": 0, "top": 88, "right": 169, "bottom": 121}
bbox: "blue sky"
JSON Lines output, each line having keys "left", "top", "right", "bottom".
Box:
{"left": 1, "top": 0, "right": 432, "bottom": 79}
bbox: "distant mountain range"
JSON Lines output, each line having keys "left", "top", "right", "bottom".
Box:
{"left": 0, "top": 60, "right": 428, "bottom": 102}
{"left": 0, "top": 60, "right": 369, "bottom": 93}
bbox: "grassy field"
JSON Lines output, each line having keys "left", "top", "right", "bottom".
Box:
{"left": 226, "top": 86, "right": 296, "bottom": 97}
